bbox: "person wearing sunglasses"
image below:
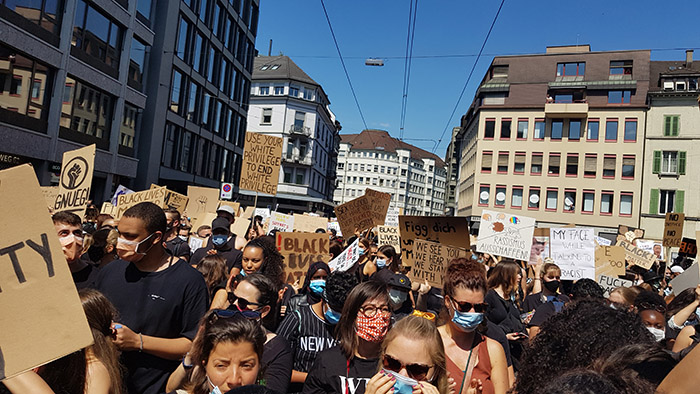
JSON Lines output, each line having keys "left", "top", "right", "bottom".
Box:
{"left": 634, "top": 291, "right": 669, "bottom": 345}
{"left": 439, "top": 260, "right": 508, "bottom": 394}
{"left": 303, "top": 281, "right": 392, "bottom": 394}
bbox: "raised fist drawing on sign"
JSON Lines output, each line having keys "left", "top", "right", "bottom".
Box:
{"left": 67, "top": 163, "right": 82, "bottom": 189}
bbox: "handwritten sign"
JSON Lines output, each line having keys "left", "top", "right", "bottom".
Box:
{"left": 231, "top": 216, "right": 250, "bottom": 238}
{"left": 364, "top": 188, "right": 392, "bottom": 225}
{"left": 617, "top": 225, "right": 645, "bottom": 244}
{"left": 217, "top": 201, "right": 240, "bottom": 217}
{"left": 293, "top": 214, "right": 328, "bottom": 233}
{"left": 617, "top": 239, "right": 656, "bottom": 270}
{"left": 276, "top": 232, "right": 330, "bottom": 285}
{"left": 476, "top": 210, "right": 535, "bottom": 261}
{"left": 529, "top": 229, "right": 549, "bottom": 266}
{"left": 595, "top": 245, "right": 626, "bottom": 278}
{"left": 0, "top": 164, "right": 93, "bottom": 379}
{"left": 110, "top": 184, "right": 133, "bottom": 205}
{"left": 410, "top": 239, "right": 469, "bottom": 287}
{"left": 269, "top": 212, "right": 294, "bottom": 233}
{"left": 239, "top": 132, "right": 283, "bottom": 195}
{"left": 40, "top": 186, "right": 58, "bottom": 213}
{"left": 164, "top": 190, "right": 189, "bottom": 214}
{"left": 636, "top": 240, "right": 664, "bottom": 262}
{"left": 335, "top": 195, "right": 375, "bottom": 238}
{"left": 663, "top": 213, "right": 685, "bottom": 248}
{"left": 384, "top": 207, "right": 400, "bottom": 227}
{"left": 100, "top": 201, "right": 116, "bottom": 216}
{"left": 187, "top": 186, "right": 220, "bottom": 219}
{"left": 115, "top": 187, "right": 167, "bottom": 219}
{"left": 328, "top": 237, "right": 361, "bottom": 272}
{"left": 679, "top": 238, "right": 697, "bottom": 258}
{"left": 377, "top": 226, "right": 401, "bottom": 253}
{"left": 594, "top": 236, "right": 612, "bottom": 246}
{"left": 54, "top": 144, "right": 96, "bottom": 218}
{"left": 597, "top": 275, "right": 633, "bottom": 298}
{"left": 400, "top": 216, "right": 470, "bottom": 267}
{"left": 550, "top": 227, "right": 595, "bottom": 280}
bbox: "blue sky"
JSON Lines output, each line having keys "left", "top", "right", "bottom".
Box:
{"left": 256, "top": 0, "right": 699, "bottom": 156}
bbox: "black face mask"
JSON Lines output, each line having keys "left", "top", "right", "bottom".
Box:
{"left": 87, "top": 245, "right": 105, "bottom": 262}
{"left": 543, "top": 280, "right": 560, "bottom": 293}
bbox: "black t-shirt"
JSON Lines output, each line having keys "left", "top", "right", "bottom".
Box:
{"left": 522, "top": 291, "right": 570, "bottom": 313}
{"left": 485, "top": 289, "right": 525, "bottom": 334}
{"left": 528, "top": 296, "right": 567, "bottom": 328}
{"left": 72, "top": 263, "right": 100, "bottom": 290}
{"left": 302, "top": 346, "right": 377, "bottom": 394}
{"left": 277, "top": 305, "right": 337, "bottom": 374}
{"left": 190, "top": 236, "right": 242, "bottom": 271}
{"left": 165, "top": 237, "right": 191, "bottom": 259}
{"left": 95, "top": 258, "right": 208, "bottom": 394}
{"left": 261, "top": 335, "right": 293, "bottom": 394}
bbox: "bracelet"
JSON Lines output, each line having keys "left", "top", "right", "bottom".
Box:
{"left": 139, "top": 333, "right": 144, "bottom": 352}
{"left": 182, "top": 353, "right": 194, "bottom": 370}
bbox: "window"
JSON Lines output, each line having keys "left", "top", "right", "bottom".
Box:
{"left": 659, "top": 190, "right": 676, "bottom": 214}
{"left": 551, "top": 119, "right": 564, "bottom": 140}
{"left": 2, "top": 0, "right": 63, "bottom": 37}
{"left": 193, "top": 33, "right": 205, "bottom": 73}
{"left": 129, "top": 37, "right": 148, "bottom": 91}
{"left": 186, "top": 82, "right": 198, "bottom": 122}
{"left": 60, "top": 75, "right": 114, "bottom": 149}
{"left": 259, "top": 86, "right": 269, "bottom": 95}
{"left": 283, "top": 169, "right": 292, "bottom": 183}
{"left": 511, "top": 187, "right": 523, "bottom": 208}
{"left": 479, "top": 185, "right": 490, "bottom": 206}
{"left": 553, "top": 93, "right": 573, "bottom": 104}
{"left": 531, "top": 153, "right": 543, "bottom": 175}
{"left": 72, "top": 0, "right": 123, "bottom": 75}
{"left": 655, "top": 151, "right": 686, "bottom": 175}
{"left": 664, "top": 115, "right": 680, "bottom": 136}
{"left": 546, "top": 189, "right": 558, "bottom": 211}
{"left": 603, "top": 155, "right": 616, "bottom": 178}
{"left": 548, "top": 153, "right": 560, "bottom": 176}
{"left": 601, "top": 192, "right": 614, "bottom": 215}
{"left": 120, "top": 102, "right": 139, "bottom": 151}
{"left": 584, "top": 154, "right": 597, "bottom": 177}
{"left": 484, "top": 119, "right": 495, "bottom": 139}
{"left": 176, "top": 17, "right": 189, "bottom": 60}
{"left": 497, "top": 152, "right": 509, "bottom": 173}
{"left": 587, "top": 119, "right": 599, "bottom": 140}
{"left": 557, "top": 62, "right": 585, "bottom": 76}
{"left": 500, "top": 119, "right": 511, "bottom": 139}
{"left": 211, "top": 2, "right": 222, "bottom": 36}
{"left": 621, "top": 156, "right": 635, "bottom": 179}
{"left": 533, "top": 119, "right": 545, "bottom": 139}
{"left": 295, "top": 170, "right": 305, "bottom": 185}
{"left": 566, "top": 154, "right": 578, "bottom": 176}
{"left": 198, "top": 0, "right": 209, "bottom": 22}
{"left": 294, "top": 111, "right": 305, "bottom": 130}
{"left": 289, "top": 86, "right": 299, "bottom": 97}
{"left": 274, "top": 86, "right": 284, "bottom": 95}
{"left": 490, "top": 65, "right": 509, "bottom": 79}
{"left": 303, "top": 88, "right": 313, "bottom": 100}
{"left": 605, "top": 120, "right": 618, "bottom": 141}
{"left": 495, "top": 186, "right": 506, "bottom": 207}
{"left": 620, "top": 193, "right": 633, "bottom": 216}
{"left": 568, "top": 120, "right": 581, "bottom": 140}
{"left": 608, "top": 91, "right": 631, "bottom": 104}
{"left": 528, "top": 187, "right": 540, "bottom": 209}
{"left": 481, "top": 151, "right": 492, "bottom": 173}
{"left": 513, "top": 119, "right": 529, "bottom": 140}
{"left": 610, "top": 60, "right": 632, "bottom": 76}
{"left": 170, "top": 69, "right": 184, "bottom": 113}
{"left": 514, "top": 152, "right": 526, "bottom": 174}
{"left": 623, "top": 119, "right": 637, "bottom": 142}
{"left": 261, "top": 108, "right": 272, "bottom": 124}
{"left": 582, "top": 191, "right": 594, "bottom": 213}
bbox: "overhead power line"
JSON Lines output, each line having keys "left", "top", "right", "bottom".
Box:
{"left": 399, "top": 0, "right": 419, "bottom": 141}
{"left": 433, "top": 0, "right": 506, "bottom": 154}
{"left": 319, "top": 0, "right": 368, "bottom": 131}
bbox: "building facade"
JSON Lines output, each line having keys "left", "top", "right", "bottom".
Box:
{"left": 246, "top": 55, "right": 340, "bottom": 214}
{"left": 335, "top": 129, "right": 447, "bottom": 216}
{"left": 455, "top": 46, "right": 650, "bottom": 234}
{"left": 444, "top": 126, "right": 461, "bottom": 215}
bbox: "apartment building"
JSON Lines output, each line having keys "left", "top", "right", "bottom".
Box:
{"left": 641, "top": 51, "right": 700, "bottom": 239}
{"left": 455, "top": 46, "right": 650, "bottom": 234}
{"left": 334, "top": 129, "right": 447, "bottom": 216}
{"left": 444, "top": 126, "right": 461, "bottom": 215}
{"left": 245, "top": 55, "right": 340, "bottom": 214}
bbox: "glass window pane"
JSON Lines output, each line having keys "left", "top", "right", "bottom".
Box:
{"left": 569, "top": 120, "right": 581, "bottom": 140}
{"left": 137, "top": 0, "right": 153, "bottom": 19}
{"left": 546, "top": 190, "right": 557, "bottom": 210}
{"left": 552, "top": 120, "right": 563, "bottom": 139}
{"left": 512, "top": 189, "right": 523, "bottom": 207}
{"left": 624, "top": 120, "right": 637, "bottom": 141}
{"left": 606, "top": 120, "right": 618, "bottom": 140}
{"left": 587, "top": 120, "right": 599, "bottom": 140}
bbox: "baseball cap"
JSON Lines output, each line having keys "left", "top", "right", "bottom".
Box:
{"left": 212, "top": 217, "right": 231, "bottom": 232}
{"left": 217, "top": 204, "right": 235, "bottom": 216}
{"left": 671, "top": 266, "right": 684, "bottom": 274}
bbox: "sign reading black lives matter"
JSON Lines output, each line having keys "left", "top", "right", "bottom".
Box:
{"left": 54, "top": 144, "right": 95, "bottom": 218}
{"left": 239, "top": 132, "right": 283, "bottom": 195}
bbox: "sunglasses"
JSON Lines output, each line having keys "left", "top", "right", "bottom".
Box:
{"left": 227, "top": 292, "right": 264, "bottom": 312}
{"left": 637, "top": 302, "right": 666, "bottom": 314}
{"left": 450, "top": 299, "right": 488, "bottom": 313}
{"left": 382, "top": 354, "right": 432, "bottom": 381}
{"left": 212, "top": 308, "right": 262, "bottom": 321}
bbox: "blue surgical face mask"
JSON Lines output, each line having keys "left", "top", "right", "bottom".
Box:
{"left": 309, "top": 279, "right": 326, "bottom": 295}
{"left": 240, "top": 269, "right": 247, "bottom": 277}
{"left": 324, "top": 308, "right": 341, "bottom": 325}
{"left": 207, "top": 376, "right": 222, "bottom": 394}
{"left": 376, "top": 258, "right": 387, "bottom": 269}
{"left": 211, "top": 234, "right": 227, "bottom": 247}
{"left": 382, "top": 369, "right": 417, "bottom": 394}
{"left": 452, "top": 310, "right": 484, "bottom": 332}
{"left": 359, "top": 247, "right": 367, "bottom": 255}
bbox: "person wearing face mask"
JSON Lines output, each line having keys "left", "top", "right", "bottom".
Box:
{"left": 375, "top": 245, "right": 400, "bottom": 273}
{"left": 634, "top": 291, "right": 669, "bottom": 345}
{"left": 521, "top": 263, "right": 568, "bottom": 321}
{"left": 163, "top": 208, "right": 191, "bottom": 262}
{"left": 52, "top": 211, "right": 97, "bottom": 290}
{"left": 94, "top": 202, "right": 208, "bottom": 394}
{"left": 354, "top": 237, "right": 376, "bottom": 282}
{"left": 286, "top": 262, "right": 332, "bottom": 314}
{"left": 303, "top": 281, "right": 392, "bottom": 394}
{"left": 439, "top": 260, "right": 509, "bottom": 394}
{"left": 375, "top": 270, "right": 414, "bottom": 322}
{"left": 86, "top": 227, "right": 119, "bottom": 268}
{"left": 191, "top": 217, "right": 243, "bottom": 275}
{"left": 278, "top": 270, "right": 358, "bottom": 393}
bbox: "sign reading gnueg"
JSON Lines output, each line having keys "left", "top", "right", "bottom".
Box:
{"left": 239, "top": 132, "right": 283, "bottom": 195}
{"left": 54, "top": 144, "right": 96, "bottom": 218}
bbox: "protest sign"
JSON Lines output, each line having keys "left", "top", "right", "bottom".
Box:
{"left": 594, "top": 236, "right": 612, "bottom": 246}
{"left": 232, "top": 216, "right": 251, "bottom": 237}
{"left": 239, "top": 132, "right": 283, "bottom": 195}
{"left": 293, "top": 214, "right": 328, "bottom": 233}
{"left": 54, "top": 144, "right": 96, "bottom": 218}
{"left": 327, "top": 220, "right": 342, "bottom": 236}
{"left": 663, "top": 213, "right": 685, "bottom": 248}
{"left": 529, "top": 229, "right": 550, "bottom": 265}
{"left": 617, "top": 239, "right": 656, "bottom": 270}
{"left": 384, "top": 207, "right": 400, "bottom": 227}
{"left": 335, "top": 195, "right": 375, "bottom": 238}
{"left": 110, "top": 184, "right": 133, "bottom": 205}
{"left": 328, "top": 238, "right": 361, "bottom": 272}
{"left": 0, "top": 164, "right": 93, "bottom": 379}
{"left": 269, "top": 212, "right": 294, "bottom": 233}
{"left": 100, "top": 201, "right": 116, "bottom": 216}
{"left": 114, "top": 186, "right": 167, "bottom": 219}
{"left": 40, "top": 186, "right": 58, "bottom": 212}
{"left": 670, "top": 262, "right": 700, "bottom": 294}
{"left": 377, "top": 226, "right": 401, "bottom": 252}
{"left": 255, "top": 208, "right": 271, "bottom": 223}
{"left": 364, "top": 188, "right": 392, "bottom": 225}
{"left": 617, "top": 225, "right": 645, "bottom": 244}
{"left": 187, "top": 186, "right": 220, "bottom": 219}
{"left": 276, "top": 232, "right": 331, "bottom": 285}
{"left": 476, "top": 210, "right": 535, "bottom": 262}
{"left": 679, "top": 238, "right": 698, "bottom": 258}
{"left": 595, "top": 245, "right": 626, "bottom": 278}
{"left": 399, "top": 216, "right": 470, "bottom": 267}
{"left": 163, "top": 190, "right": 189, "bottom": 214}
{"left": 188, "top": 235, "right": 206, "bottom": 252}
{"left": 636, "top": 240, "right": 664, "bottom": 262}
{"left": 410, "top": 239, "right": 470, "bottom": 287}
{"left": 550, "top": 227, "right": 596, "bottom": 280}
{"left": 190, "top": 213, "right": 218, "bottom": 238}
{"left": 597, "top": 275, "right": 633, "bottom": 298}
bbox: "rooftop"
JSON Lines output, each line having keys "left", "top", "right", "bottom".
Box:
{"left": 252, "top": 55, "right": 319, "bottom": 86}
{"left": 341, "top": 130, "right": 446, "bottom": 167}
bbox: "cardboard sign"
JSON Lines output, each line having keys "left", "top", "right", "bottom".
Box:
{"left": 679, "top": 238, "right": 698, "bottom": 258}
{"left": 163, "top": 190, "right": 189, "bottom": 214}
{"left": 0, "top": 164, "right": 93, "bottom": 379}
{"left": 239, "top": 132, "right": 283, "bottom": 195}
{"left": 114, "top": 187, "right": 167, "bottom": 219}
{"left": 377, "top": 226, "right": 401, "bottom": 253}
{"left": 617, "top": 239, "right": 656, "bottom": 270}
{"left": 187, "top": 186, "right": 220, "bottom": 219}
{"left": 617, "top": 225, "right": 645, "bottom": 244}
{"left": 276, "top": 232, "right": 331, "bottom": 285}
{"left": 399, "top": 216, "right": 470, "bottom": 267}
{"left": 231, "top": 216, "right": 251, "bottom": 238}
{"left": 269, "top": 212, "right": 295, "bottom": 233}
{"left": 595, "top": 245, "right": 626, "bottom": 278}
{"left": 218, "top": 201, "right": 240, "bottom": 217}
{"left": 327, "top": 220, "right": 342, "bottom": 236}
{"left": 476, "top": 210, "right": 535, "bottom": 262}
{"left": 54, "top": 144, "right": 96, "bottom": 217}
{"left": 255, "top": 208, "right": 271, "bottom": 223}
{"left": 190, "top": 213, "right": 218, "bottom": 237}
{"left": 40, "top": 186, "right": 58, "bottom": 212}
{"left": 293, "top": 214, "right": 328, "bottom": 233}
{"left": 100, "top": 201, "right": 116, "bottom": 216}
{"left": 110, "top": 184, "right": 133, "bottom": 205}
{"left": 384, "top": 207, "right": 400, "bottom": 227}
{"left": 335, "top": 195, "right": 375, "bottom": 238}
{"left": 597, "top": 275, "right": 634, "bottom": 298}
{"left": 364, "top": 188, "right": 392, "bottom": 225}
{"left": 550, "top": 227, "right": 596, "bottom": 280}
{"left": 670, "top": 262, "right": 700, "bottom": 294}
{"left": 410, "top": 239, "right": 469, "bottom": 287}
{"left": 663, "top": 213, "right": 685, "bottom": 248}
{"left": 328, "top": 238, "right": 361, "bottom": 272}
{"left": 188, "top": 235, "right": 206, "bottom": 252}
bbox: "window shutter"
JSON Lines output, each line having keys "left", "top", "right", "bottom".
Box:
{"left": 678, "top": 151, "right": 687, "bottom": 175}
{"left": 652, "top": 151, "right": 661, "bottom": 174}
{"left": 675, "top": 190, "right": 685, "bottom": 213}
{"left": 672, "top": 116, "right": 680, "bottom": 136}
{"left": 649, "top": 189, "right": 659, "bottom": 214}
{"left": 664, "top": 116, "right": 671, "bottom": 136}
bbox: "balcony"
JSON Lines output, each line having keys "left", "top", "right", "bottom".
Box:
{"left": 283, "top": 153, "right": 315, "bottom": 166}
{"left": 544, "top": 102, "right": 588, "bottom": 118}
{"left": 289, "top": 124, "right": 312, "bottom": 137}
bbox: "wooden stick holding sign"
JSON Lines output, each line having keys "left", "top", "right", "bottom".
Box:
{"left": 54, "top": 144, "right": 96, "bottom": 218}
{"left": 409, "top": 239, "right": 470, "bottom": 288}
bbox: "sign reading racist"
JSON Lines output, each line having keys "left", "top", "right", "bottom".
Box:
{"left": 54, "top": 144, "right": 96, "bottom": 218}
{"left": 410, "top": 239, "right": 470, "bottom": 288}
{"left": 239, "top": 132, "right": 283, "bottom": 195}
{"left": 335, "top": 195, "right": 375, "bottom": 238}
{"left": 377, "top": 225, "right": 401, "bottom": 253}
{"left": 617, "top": 239, "right": 656, "bottom": 270}
{"left": 399, "top": 216, "right": 470, "bottom": 268}
{"left": 595, "top": 245, "right": 626, "bottom": 278}
{"left": 364, "top": 188, "right": 392, "bottom": 225}
{"left": 276, "top": 232, "right": 330, "bottom": 285}
{"left": 115, "top": 187, "right": 168, "bottom": 219}
{"left": 550, "top": 227, "right": 596, "bottom": 280}
{"left": 663, "top": 213, "right": 685, "bottom": 248}
{"left": 476, "top": 210, "right": 535, "bottom": 262}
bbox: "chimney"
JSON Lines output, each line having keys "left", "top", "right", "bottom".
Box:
{"left": 686, "top": 50, "right": 693, "bottom": 68}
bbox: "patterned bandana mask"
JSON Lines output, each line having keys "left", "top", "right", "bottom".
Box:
{"left": 355, "top": 312, "right": 390, "bottom": 342}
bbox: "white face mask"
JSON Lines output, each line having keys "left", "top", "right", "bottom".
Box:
{"left": 647, "top": 326, "right": 665, "bottom": 342}
{"left": 59, "top": 234, "right": 83, "bottom": 262}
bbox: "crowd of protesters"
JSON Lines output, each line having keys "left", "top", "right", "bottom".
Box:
{"left": 2, "top": 201, "right": 699, "bottom": 394}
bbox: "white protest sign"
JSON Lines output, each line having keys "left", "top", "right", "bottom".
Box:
{"left": 594, "top": 236, "right": 612, "bottom": 246}
{"left": 327, "top": 220, "right": 342, "bottom": 236}
{"left": 328, "top": 237, "right": 361, "bottom": 272}
{"left": 111, "top": 184, "right": 134, "bottom": 205}
{"left": 670, "top": 262, "right": 700, "bottom": 295}
{"left": 377, "top": 225, "right": 401, "bottom": 252}
{"left": 188, "top": 235, "right": 206, "bottom": 252}
{"left": 384, "top": 207, "right": 400, "bottom": 227}
{"left": 476, "top": 210, "right": 535, "bottom": 261}
{"left": 255, "top": 208, "right": 271, "bottom": 222}
{"left": 550, "top": 227, "right": 596, "bottom": 280}
{"left": 597, "top": 275, "right": 634, "bottom": 298}
{"left": 269, "top": 212, "right": 295, "bottom": 233}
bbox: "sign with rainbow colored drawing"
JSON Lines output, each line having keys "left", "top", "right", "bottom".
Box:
{"left": 476, "top": 210, "right": 536, "bottom": 261}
